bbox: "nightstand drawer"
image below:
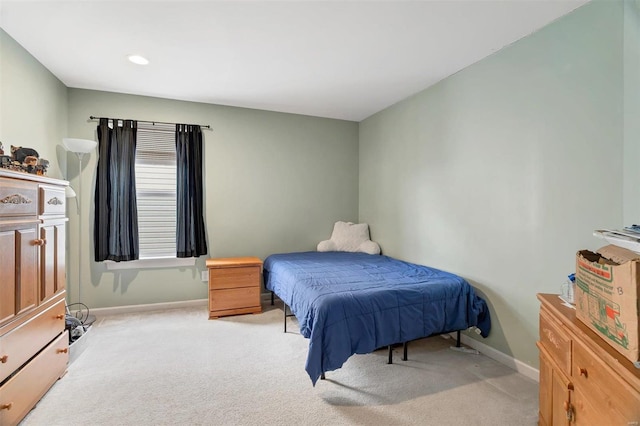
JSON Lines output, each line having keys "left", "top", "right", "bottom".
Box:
{"left": 210, "top": 287, "right": 260, "bottom": 310}
{"left": 209, "top": 266, "right": 260, "bottom": 290}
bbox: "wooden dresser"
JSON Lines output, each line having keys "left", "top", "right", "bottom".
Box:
{"left": 537, "top": 293, "right": 640, "bottom": 425}
{"left": 0, "top": 170, "right": 69, "bottom": 426}
{"left": 206, "top": 257, "right": 262, "bottom": 319}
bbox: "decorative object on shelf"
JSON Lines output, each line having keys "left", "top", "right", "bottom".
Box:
{"left": 0, "top": 144, "right": 50, "bottom": 174}
{"left": 37, "top": 157, "right": 50, "bottom": 175}
{"left": 62, "top": 137, "right": 97, "bottom": 319}
{"left": 11, "top": 145, "right": 38, "bottom": 163}
{"left": 24, "top": 155, "right": 38, "bottom": 167}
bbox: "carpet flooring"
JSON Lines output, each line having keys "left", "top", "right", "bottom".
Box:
{"left": 21, "top": 301, "right": 539, "bottom": 426}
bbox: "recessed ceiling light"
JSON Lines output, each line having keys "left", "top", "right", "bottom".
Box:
{"left": 127, "top": 54, "right": 149, "bottom": 65}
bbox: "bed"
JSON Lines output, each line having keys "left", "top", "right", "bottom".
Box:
{"left": 263, "top": 251, "right": 491, "bottom": 385}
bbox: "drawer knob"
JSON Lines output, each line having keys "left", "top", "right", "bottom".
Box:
{"left": 57, "top": 348, "right": 69, "bottom": 354}
{"left": 0, "top": 402, "right": 12, "bottom": 411}
{"left": 33, "top": 239, "right": 46, "bottom": 246}
{"left": 0, "top": 355, "right": 7, "bottom": 363}
{"left": 579, "top": 367, "right": 588, "bottom": 378}
{"left": 56, "top": 314, "right": 64, "bottom": 320}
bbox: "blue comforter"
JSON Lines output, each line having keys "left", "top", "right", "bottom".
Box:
{"left": 263, "top": 251, "right": 491, "bottom": 385}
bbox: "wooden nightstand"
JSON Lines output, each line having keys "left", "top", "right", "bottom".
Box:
{"left": 205, "top": 257, "right": 262, "bottom": 319}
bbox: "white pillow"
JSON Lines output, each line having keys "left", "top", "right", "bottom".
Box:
{"left": 317, "top": 221, "right": 381, "bottom": 255}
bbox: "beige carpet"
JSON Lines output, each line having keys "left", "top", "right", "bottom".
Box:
{"left": 21, "top": 301, "right": 539, "bottom": 426}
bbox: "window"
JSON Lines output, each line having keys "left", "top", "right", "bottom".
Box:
{"left": 100, "top": 119, "right": 203, "bottom": 270}
{"left": 135, "top": 123, "right": 177, "bottom": 259}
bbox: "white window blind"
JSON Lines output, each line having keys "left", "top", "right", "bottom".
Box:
{"left": 135, "top": 123, "right": 177, "bottom": 259}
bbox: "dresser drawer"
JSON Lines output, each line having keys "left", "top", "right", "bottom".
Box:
{"left": 209, "top": 266, "right": 260, "bottom": 290}
{"left": 0, "top": 179, "right": 38, "bottom": 217}
{"left": 540, "top": 309, "right": 572, "bottom": 377}
{"left": 0, "top": 299, "right": 66, "bottom": 383}
{"left": 210, "top": 287, "right": 260, "bottom": 311}
{"left": 572, "top": 339, "right": 640, "bottom": 424}
{"left": 0, "top": 331, "right": 68, "bottom": 426}
{"left": 39, "top": 185, "right": 66, "bottom": 216}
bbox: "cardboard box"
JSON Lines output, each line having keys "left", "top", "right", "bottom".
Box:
{"left": 575, "top": 245, "right": 640, "bottom": 366}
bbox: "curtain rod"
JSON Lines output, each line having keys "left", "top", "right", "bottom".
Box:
{"left": 89, "top": 116, "right": 211, "bottom": 130}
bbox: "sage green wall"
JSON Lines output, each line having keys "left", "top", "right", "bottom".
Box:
{"left": 359, "top": 0, "right": 624, "bottom": 370}
{"left": 67, "top": 89, "right": 359, "bottom": 308}
{"left": 623, "top": 0, "right": 640, "bottom": 223}
{"left": 0, "top": 28, "right": 68, "bottom": 179}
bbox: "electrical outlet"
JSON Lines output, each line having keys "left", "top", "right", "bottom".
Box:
{"left": 201, "top": 270, "right": 209, "bottom": 282}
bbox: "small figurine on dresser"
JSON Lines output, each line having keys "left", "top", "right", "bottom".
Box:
{"left": 36, "top": 158, "right": 49, "bottom": 175}
{"left": 0, "top": 155, "right": 11, "bottom": 168}
{"left": 0, "top": 142, "right": 13, "bottom": 170}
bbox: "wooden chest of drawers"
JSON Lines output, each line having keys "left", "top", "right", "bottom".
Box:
{"left": 537, "top": 294, "right": 640, "bottom": 425}
{"left": 206, "top": 257, "right": 262, "bottom": 319}
{"left": 0, "top": 170, "right": 69, "bottom": 425}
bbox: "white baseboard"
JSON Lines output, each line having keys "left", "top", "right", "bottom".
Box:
{"left": 90, "top": 299, "right": 208, "bottom": 316}
{"left": 91, "top": 295, "right": 276, "bottom": 317}
{"left": 451, "top": 332, "right": 539, "bottom": 382}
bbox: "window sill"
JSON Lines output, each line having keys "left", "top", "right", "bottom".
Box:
{"left": 104, "top": 257, "right": 196, "bottom": 270}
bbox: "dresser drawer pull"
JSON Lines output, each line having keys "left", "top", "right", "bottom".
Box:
{"left": 33, "top": 238, "right": 46, "bottom": 246}
{"left": 47, "top": 196, "right": 63, "bottom": 206}
{"left": 0, "top": 355, "right": 7, "bottom": 363}
{"left": 55, "top": 314, "right": 64, "bottom": 320}
{"left": 563, "top": 401, "right": 574, "bottom": 421}
{"left": 56, "top": 348, "right": 68, "bottom": 354}
{"left": 0, "top": 402, "right": 12, "bottom": 411}
{"left": 1, "top": 193, "right": 32, "bottom": 205}
{"left": 579, "top": 367, "right": 588, "bottom": 378}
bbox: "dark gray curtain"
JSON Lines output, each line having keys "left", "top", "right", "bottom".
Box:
{"left": 176, "top": 124, "right": 207, "bottom": 257}
{"left": 94, "top": 118, "right": 139, "bottom": 262}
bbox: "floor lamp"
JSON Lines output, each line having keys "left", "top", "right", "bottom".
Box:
{"left": 63, "top": 138, "right": 97, "bottom": 324}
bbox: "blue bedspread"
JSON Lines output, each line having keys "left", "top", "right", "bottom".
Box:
{"left": 263, "top": 251, "right": 491, "bottom": 385}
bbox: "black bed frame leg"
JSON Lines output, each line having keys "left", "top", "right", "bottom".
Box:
{"left": 402, "top": 341, "right": 408, "bottom": 361}
{"left": 271, "top": 291, "right": 274, "bottom": 306}
{"left": 321, "top": 372, "right": 326, "bottom": 380}
{"left": 456, "top": 330, "right": 461, "bottom": 347}
{"left": 283, "top": 304, "right": 287, "bottom": 333}
{"left": 387, "top": 345, "right": 393, "bottom": 364}
{"left": 282, "top": 303, "right": 297, "bottom": 334}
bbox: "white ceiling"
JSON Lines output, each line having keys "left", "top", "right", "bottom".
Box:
{"left": 0, "top": 0, "right": 589, "bottom": 121}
